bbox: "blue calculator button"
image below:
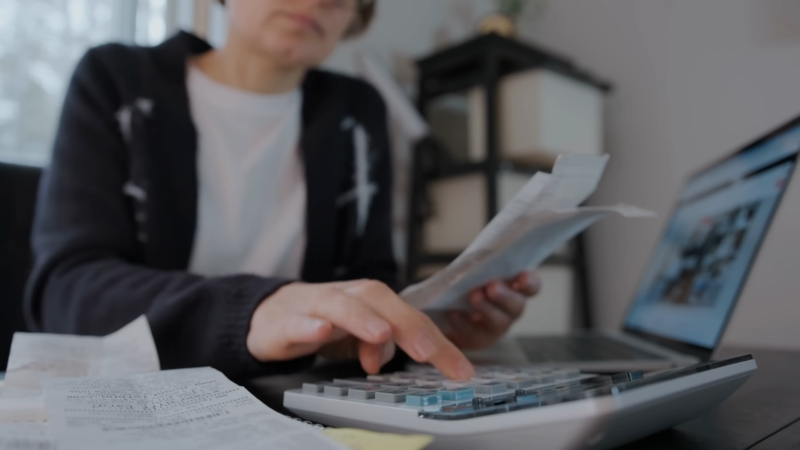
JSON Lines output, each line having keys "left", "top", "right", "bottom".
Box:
{"left": 441, "top": 387, "right": 474, "bottom": 401}
{"left": 406, "top": 393, "right": 442, "bottom": 407}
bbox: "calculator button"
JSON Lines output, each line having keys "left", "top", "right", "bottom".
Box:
{"left": 333, "top": 378, "right": 376, "bottom": 386}
{"left": 552, "top": 369, "right": 581, "bottom": 380}
{"left": 381, "top": 382, "right": 416, "bottom": 389}
{"left": 612, "top": 371, "right": 645, "bottom": 384}
{"left": 375, "top": 389, "right": 411, "bottom": 403}
{"left": 408, "top": 388, "right": 441, "bottom": 395}
{"left": 406, "top": 392, "right": 442, "bottom": 407}
{"left": 440, "top": 387, "right": 474, "bottom": 401}
{"left": 415, "top": 377, "right": 445, "bottom": 386}
{"left": 505, "top": 378, "right": 535, "bottom": 389}
{"left": 323, "top": 383, "right": 354, "bottom": 396}
{"left": 302, "top": 382, "right": 325, "bottom": 393}
{"left": 530, "top": 374, "right": 556, "bottom": 384}
{"left": 348, "top": 386, "right": 383, "bottom": 400}
{"left": 366, "top": 374, "right": 393, "bottom": 382}
{"left": 474, "top": 382, "right": 508, "bottom": 394}
{"left": 411, "top": 384, "right": 443, "bottom": 391}
{"left": 443, "top": 380, "right": 475, "bottom": 389}
{"left": 390, "top": 375, "right": 417, "bottom": 382}
{"left": 471, "top": 377, "right": 497, "bottom": 384}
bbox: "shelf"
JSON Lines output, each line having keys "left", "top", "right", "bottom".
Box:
{"left": 417, "top": 33, "right": 612, "bottom": 100}
{"left": 407, "top": 34, "right": 601, "bottom": 328}
{"left": 424, "top": 158, "right": 553, "bottom": 181}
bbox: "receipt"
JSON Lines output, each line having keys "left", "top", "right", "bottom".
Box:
{"left": 0, "top": 423, "right": 54, "bottom": 450}
{"left": 402, "top": 154, "right": 654, "bottom": 311}
{"left": 0, "top": 387, "right": 46, "bottom": 422}
{"left": 4, "top": 316, "right": 160, "bottom": 389}
{"left": 43, "top": 368, "right": 348, "bottom": 450}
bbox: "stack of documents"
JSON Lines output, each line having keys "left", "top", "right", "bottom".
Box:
{"left": 43, "top": 368, "right": 348, "bottom": 450}
{"left": 401, "top": 154, "right": 654, "bottom": 311}
{"left": 0, "top": 317, "right": 353, "bottom": 450}
{"left": 0, "top": 316, "right": 160, "bottom": 423}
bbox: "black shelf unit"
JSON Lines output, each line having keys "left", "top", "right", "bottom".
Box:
{"left": 407, "top": 33, "right": 611, "bottom": 329}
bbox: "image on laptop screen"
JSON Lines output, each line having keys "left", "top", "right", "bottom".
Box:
{"left": 624, "top": 124, "right": 800, "bottom": 349}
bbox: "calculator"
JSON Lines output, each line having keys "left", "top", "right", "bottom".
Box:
{"left": 284, "top": 355, "right": 756, "bottom": 450}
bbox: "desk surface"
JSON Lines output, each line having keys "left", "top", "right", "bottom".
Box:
{"left": 619, "top": 347, "right": 800, "bottom": 449}
{"left": 245, "top": 347, "right": 800, "bottom": 450}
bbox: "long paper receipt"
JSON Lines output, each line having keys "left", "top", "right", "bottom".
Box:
{"left": 1, "top": 316, "right": 160, "bottom": 424}
{"left": 0, "top": 423, "right": 53, "bottom": 450}
{"left": 42, "top": 367, "right": 349, "bottom": 450}
{"left": 402, "top": 154, "right": 654, "bottom": 311}
{"left": 3, "top": 315, "right": 160, "bottom": 389}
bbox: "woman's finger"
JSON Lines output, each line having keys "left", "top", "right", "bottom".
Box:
{"left": 359, "top": 341, "right": 396, "bottom": 374}
{"left": 469, "top": 288, "right": 488, "bottom": 305}
{"left": 284, "top": 316, "right": 334, "bottom": 343}
{"left": 342, "top": 280, "right": 475, "bottom": 381}
{"left": 301, "top": 286, "right": 393, "bottom": 345}
{"left": 318, "top": 335, "right": 360, "bottom": 360}
{"left": 485, "top": 281, "right": 527, "bottom": 318}
{"left": 252, "top": 315, "right": 333, "bottom": 361}
{"left": 471, "top": 287, "right": 513, "bottom": 334}
{"left": 510, "top": 271, "right": 541, "bottom": 297}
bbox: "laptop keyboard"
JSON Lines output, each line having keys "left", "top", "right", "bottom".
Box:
{"left": 518, "top": 335, "right": 666, "bottom": 362}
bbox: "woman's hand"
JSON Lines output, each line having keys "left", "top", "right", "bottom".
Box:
{"left": 446, "top": 271, "right": 541, "bottom": 351}
{"left": 246, "top": 279, "right": 475, "bottom": 380}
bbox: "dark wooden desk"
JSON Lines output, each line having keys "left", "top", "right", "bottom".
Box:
{"left": 245, "top": 347, "right": 800, "bottom": 449}
{"left": 620, "top": 348, "right": 800, "bottom": 449}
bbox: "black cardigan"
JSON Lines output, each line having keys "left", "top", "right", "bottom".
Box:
{"left": 24, "top": 31, "right": 397, "bottom": 381}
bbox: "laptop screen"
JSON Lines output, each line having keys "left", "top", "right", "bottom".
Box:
{"left": 624, "top": 122, "right": 800, "bottom": 349}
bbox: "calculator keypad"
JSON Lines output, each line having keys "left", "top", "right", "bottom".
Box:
{"left": 295, "top": 365, "right": 604, "bottom": 420}
{"left": 290, "top": 356, "right": 757, "bottom": 422}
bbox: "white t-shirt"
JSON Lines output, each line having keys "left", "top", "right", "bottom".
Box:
{"left": 186, "top": 64, "right": 306, "bottom": 279}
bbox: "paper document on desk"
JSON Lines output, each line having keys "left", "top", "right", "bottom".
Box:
{"left": 42, "top": 367, "right": 348, "bottom": 450}
{"left": 4, "top": 315, "right": 160, "bottom": 390}
{"left": 0, "top": 423, "right": 53, "bottom": 450}
{"left": 402, "top": 154, "right": 654, "bottom": 311}
{"left": 0, "top": 386, "right": 46, "bottom": 422}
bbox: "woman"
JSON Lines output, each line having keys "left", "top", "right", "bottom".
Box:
{"left": 25, "top": 0, "right": 540, "bottom": 381}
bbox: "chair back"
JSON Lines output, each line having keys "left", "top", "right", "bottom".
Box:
{"left": 0, "top": 162, "right": 41, "bottom": 371}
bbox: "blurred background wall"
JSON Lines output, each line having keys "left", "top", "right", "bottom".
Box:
{"left": 2, "top": 0, "right": 799, "bottom": 350}
{"left": 320, "top": 0, "right": 800, "bottom": 349}
{"left": 519, "top": 0, "right": 800, "bottom": 349}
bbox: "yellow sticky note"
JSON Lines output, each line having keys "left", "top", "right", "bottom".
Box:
{"left": 324, "top": 428, "right": 434, "bottom": 450}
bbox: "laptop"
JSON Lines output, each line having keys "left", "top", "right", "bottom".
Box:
{"left": 494, "top": 115, "right": 800, "bottom": 372}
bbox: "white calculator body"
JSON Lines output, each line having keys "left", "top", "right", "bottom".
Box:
{"left": 284, "top": 355, "right": 756, "bottom": 450}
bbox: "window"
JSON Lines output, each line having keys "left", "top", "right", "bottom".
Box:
{"left": 0, "top": 0, "right": 190, "bottom": 166}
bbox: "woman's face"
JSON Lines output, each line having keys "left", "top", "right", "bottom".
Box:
{"left": 226, "top": 0, "right": 357, "bottom": 69}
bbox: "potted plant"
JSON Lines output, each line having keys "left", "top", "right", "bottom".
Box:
{"left": 479, "top": 0, "right": 547, "bottom": 37}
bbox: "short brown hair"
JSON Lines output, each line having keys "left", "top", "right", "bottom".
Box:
{"left": 348, "top": 0, "right": 376, "bottom": 37}
{"left": 217, "top": 0, "right": 376, "bottom": 38}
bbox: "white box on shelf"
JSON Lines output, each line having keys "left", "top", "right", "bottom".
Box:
{"left": 507, "top": 265, "right": 574, "bottom": 336}
{"left": 469, "top": 69, "right": 604, "bottom": 162}
{"left": 422, "top": 171, "right": 530, "bottom": 254}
